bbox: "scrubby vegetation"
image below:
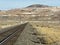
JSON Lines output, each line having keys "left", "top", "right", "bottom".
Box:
{"left": 30, "top": 22, "right": 60, "bottom": 45}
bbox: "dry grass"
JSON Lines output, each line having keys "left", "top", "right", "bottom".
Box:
{"left": 30, "top": 22, "right": 60, "bottom": 44}
{"left": 0, "top": 21, "right": 20, "bottom": 29}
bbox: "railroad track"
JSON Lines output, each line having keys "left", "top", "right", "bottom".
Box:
{"left": 0, "top": 23, "right": 28, "bottom": 45}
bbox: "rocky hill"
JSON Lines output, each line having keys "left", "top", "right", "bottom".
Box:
{"left": 0, "top": 4, "right": 60, "bottom": 21}
{"left": 26, "top": 4, "right": 49, "bottom": 8}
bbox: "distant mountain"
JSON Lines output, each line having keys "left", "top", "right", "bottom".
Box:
{"left": 0, "top": 4, "right": 60, "bottom": 15}
{"left": 26, "top": 4, "right": 49, "bottom": 8}
{"left": 0, "top": 4, "right": 60, "bottom": 21}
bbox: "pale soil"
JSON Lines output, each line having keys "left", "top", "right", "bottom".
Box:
{"left": 14, "top": 22, "right": 60, "bottom": 45}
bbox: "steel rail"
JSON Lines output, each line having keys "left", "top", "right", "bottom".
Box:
{"left": 0, "top": 23, "right": 28, "bottom": 45}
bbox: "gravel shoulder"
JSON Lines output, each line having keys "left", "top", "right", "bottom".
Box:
{"left": 14, "top": 23, "right": 44, "bottom": 45}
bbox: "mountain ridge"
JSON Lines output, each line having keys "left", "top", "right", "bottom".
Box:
{"left": 26, "top": 4, "right": 49, "bottom": 8}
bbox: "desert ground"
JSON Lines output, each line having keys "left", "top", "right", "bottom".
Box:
{"left": 0, "top": 4, "right": 60, "bottom": 45}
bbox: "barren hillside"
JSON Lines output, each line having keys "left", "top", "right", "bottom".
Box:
{"left": 0, "top": 4, "right": 60, "bottom": 21}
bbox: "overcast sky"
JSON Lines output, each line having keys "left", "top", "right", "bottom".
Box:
{"left": 0, "top": 0, "right": 60, "bottom": 10}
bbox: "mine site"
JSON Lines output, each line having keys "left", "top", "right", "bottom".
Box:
{"left": 0, "top": 0, "right": 60, "bottom": 45}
